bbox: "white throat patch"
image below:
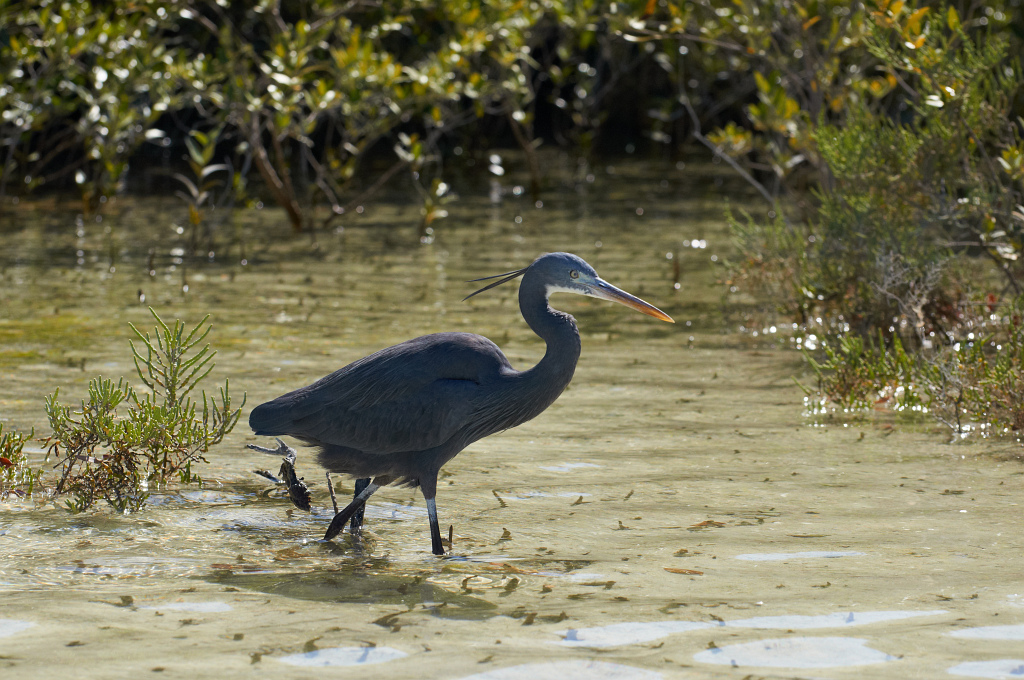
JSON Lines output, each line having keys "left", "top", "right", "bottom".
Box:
{"left": 545, "top": 283, "right": 588, "bottom": 299}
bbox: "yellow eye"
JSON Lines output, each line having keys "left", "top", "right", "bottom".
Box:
{"left": 569, "top": 269, "right": 579, "bottom": 279}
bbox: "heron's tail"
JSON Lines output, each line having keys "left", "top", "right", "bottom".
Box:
{"left": 248, "top": 399, "right": 294, "bottom": 436}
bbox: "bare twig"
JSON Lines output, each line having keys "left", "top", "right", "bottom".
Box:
{"left": 681, "top": 96, "right": 775, "bottom": 205}
{"left": 308, "top": 1, "right": 359, "bottom": 31}
{"left": 301, "top": 144, "right": 343, "bottom": 210}
{"left": 321, "top": 157, "right": 409, "bottom": 230}
{"left": 326, "top": 472, "right": 339, "bottom": 514}
{"left": 622, "top": 27, "right": 747, "bottom": 53}
{"left": 506, "top": 106, "right": 542, "bottom": 200}
{"left": 249, "top": 115, "right": 304, "bottom": 232}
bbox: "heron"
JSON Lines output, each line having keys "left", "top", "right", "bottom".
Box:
{"left": 249, "top": 252, "right": 673, "bottom": 555}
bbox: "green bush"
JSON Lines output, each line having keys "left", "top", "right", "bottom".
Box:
{"left": 0, "top": 1, "right": 562, "bottom": 226}
{"left": 45, "top": 310, "right": 243, "bottom": 513}
{"left": 801, "top": 331, "right": 922, "bottom": 415}
{"left": 802, "top": 298, "right": 1024, "bottom": 445}
{"left": 720, "top": 2, "right": 1024, "bottom": 444}
{"left": 0, "top": 423, "right": 41, "bottom": 500}
{"left": 730, "top": 3, "right": 1022, "bottom": 325}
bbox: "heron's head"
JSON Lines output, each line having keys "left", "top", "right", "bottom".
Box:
{"left": 465, "top": 252, "right": 674, "bottom": 323}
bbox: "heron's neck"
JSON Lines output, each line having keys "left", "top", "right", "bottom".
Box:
{"left": 519, "top": 276, "right": 581, "bottom": 388}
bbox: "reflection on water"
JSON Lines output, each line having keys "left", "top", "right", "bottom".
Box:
{"left": 553, "top": 609, "right": 946, "bottom": 648}
{"left": 140, "top": 602, "right": 234, "bottom": 613}
{"left": 724, "top": 609, "right": 947, "bottom": 630}
{"left": 733, "top": 550, "right": 865, "bottom": 561}
{"left": 947, "top": 659, "right": 1024, "bottom": 679}
{"left": 537, "top": 462, "right": 602, "bottom": 473}
{"left": 174, "top": 490, "right": 249, "bottom": 504}
{"left": 55, "top": 555, "right": 207, "bottom": 578}
{"left": 207, "top": 569, "right": 499, "bottom": 619}
{"left": 554, "top": 620, "right": 712, "bottom": 647}
{"left": 0, "top": 620, "right": 34, "bottom": 638}
{"left": 1, "top": 158, "right": 1023, "bottom": 676}
{"left": 363, "top": 502, "right": 428, "bottom": 521}
{"left": 949, "top": 624, "right": 1024, "bottom": 640}
{"left": 492, "top": 490, "right": 592, "bottom": 501}
{"left": 277, "top": 645, "right": 407, "bottom": 667}
{"left": 458, "top": 660, "right": 663, "bottom": 680}
{"left": 693, "top": 636, "right": 896, "bottom": 668}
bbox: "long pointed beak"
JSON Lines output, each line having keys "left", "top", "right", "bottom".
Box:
{"left": 589, "top": 278, "right": 674, "bottom": 323}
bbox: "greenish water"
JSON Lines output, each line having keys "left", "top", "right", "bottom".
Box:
{"left": 1, "top": 158, "right": 1023, "bottom": 679}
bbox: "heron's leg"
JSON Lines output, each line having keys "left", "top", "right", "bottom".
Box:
{"left": 420, "top": 475, "right": 445, "bottom": 556}
{"left": 350, "top": 477, "right": 371, "bottom": 533}
{"left": 324, "top": 480, "right": 380, "bottom": 541}
{"left": 426, "top": 499, "right": 444, "bottom": 556}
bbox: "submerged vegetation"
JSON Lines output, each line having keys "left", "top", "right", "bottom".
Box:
{"left": 1, "top": 0, "right": 1023, "bottom": 448}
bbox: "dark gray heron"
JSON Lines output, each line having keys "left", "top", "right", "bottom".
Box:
{"left": 249, "top": 252, "right": 673, "bottom": 555}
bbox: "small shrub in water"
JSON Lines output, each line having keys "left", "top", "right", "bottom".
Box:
{"left": 802, "top": 298, "right": 1024, "bottom": 446}
{"left": 45, "top": 310, "right": 244, "bottom": 513}
{"left": 724, "top": 4, "right": 1024, "bottom": 446}
{"left": 0, "top": 424, "right": 41, "bottom": 500}
{"left": 800, "top": 331, "right": 922, "bottom": 414}
{"left": 953, "top": 302, "right": 1024, "bottom": 441}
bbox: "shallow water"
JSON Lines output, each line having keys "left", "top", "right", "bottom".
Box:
{"left": 1, "top": 158, "right": 1023, "bottom": 679}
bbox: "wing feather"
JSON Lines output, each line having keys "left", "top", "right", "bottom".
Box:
{"left": 249, "top": 333, "right": 510, "bottom": 454}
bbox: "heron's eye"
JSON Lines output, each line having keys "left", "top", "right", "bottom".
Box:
{"left": 569, "top": 269, "right": 579, "bottom": 279}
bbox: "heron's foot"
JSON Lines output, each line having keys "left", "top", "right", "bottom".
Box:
{"left": 279, "top": 456, "right": 312, "bottom": 512}
{"left": 427, "top": 524, "right": 452, "bottom": 556}
{"left": 246, "top": 437, "right": 297, "bottom": 464}
{"left": 253, "top": 468, "right": 283, "bottom": 484}
{"left": 249, "top": 439, "right": 310, "bottom": 512}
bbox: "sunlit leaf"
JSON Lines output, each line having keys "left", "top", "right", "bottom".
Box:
{"left": 200, "top": 164, "right": 229, "bottom": 179}
{"left": 783, "top": 97, "right": 800, "bottom": 119}
{"left": 906, "top": 7, "right": 929, "bottom": 35}
{"left": 184, "top": 138, "right": 203, "bottom": 166}
{"left": 946, "top": 6, "right": 960, "bottom": 30}
{"left": 753, "top": 70, "right": 770, "bottom": 94}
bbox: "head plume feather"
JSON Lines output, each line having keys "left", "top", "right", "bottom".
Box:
{"left": 462, "top": 267, "right": 527, "bottom": 301}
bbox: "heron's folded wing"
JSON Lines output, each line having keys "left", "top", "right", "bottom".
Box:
{"left": 290, "top": 377, "right": 479, "bottom": 453}
{"left": 249, "top": 333, "right": 508, "bottom": 454}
